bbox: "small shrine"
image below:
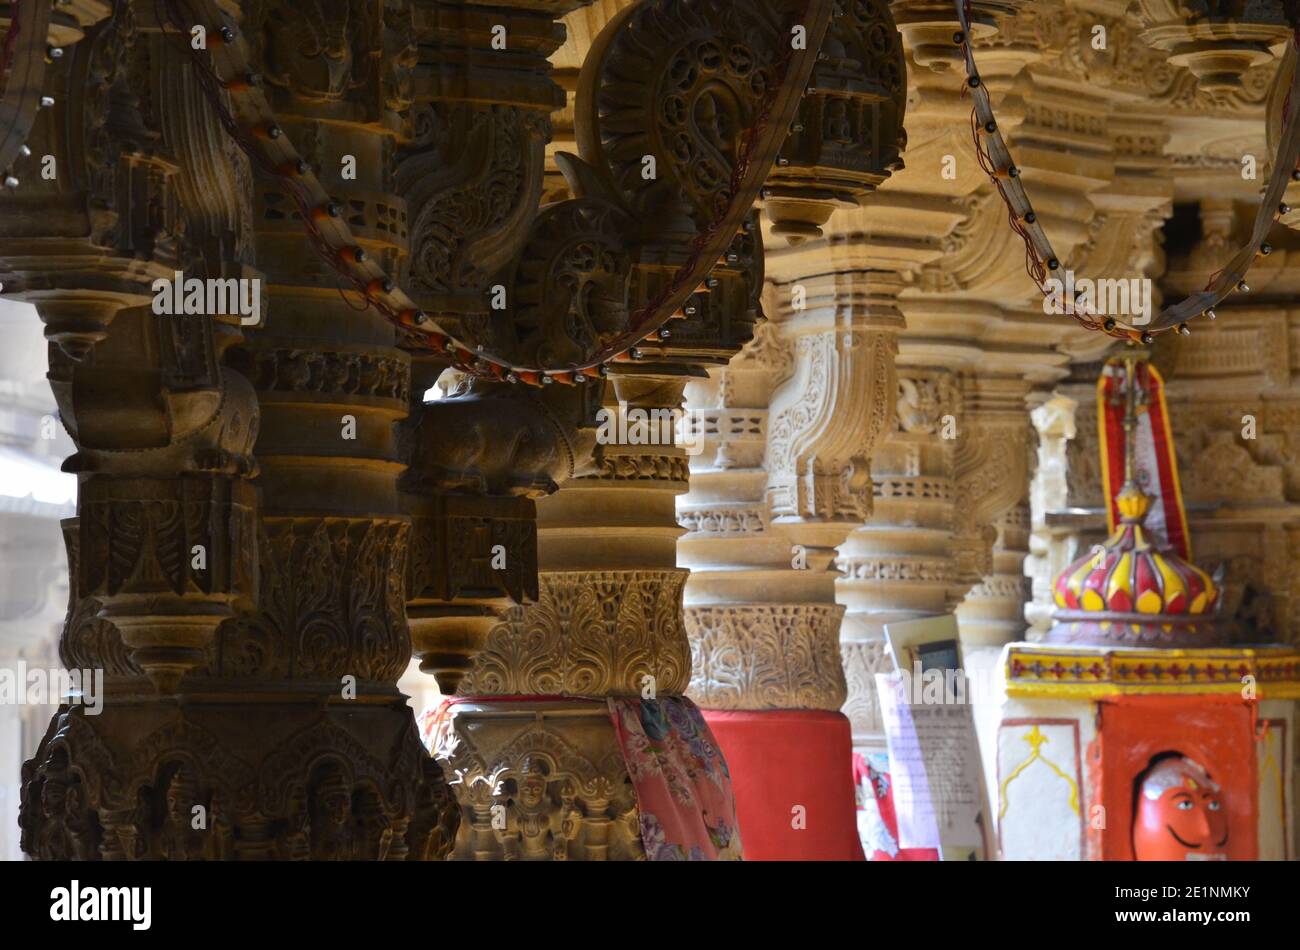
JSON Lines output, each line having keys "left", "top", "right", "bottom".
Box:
{"left": 996, "top": 352, "right": 1300, "bottom": 860}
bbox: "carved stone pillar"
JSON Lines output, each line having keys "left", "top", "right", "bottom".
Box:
{"left": 417, "top": 0, "right": 828, "bottom": 859}
{"left": 836, "top": 364, "right": 961, "bottom": 755}
{"left": 827, "top": 2, "right": 1044, "bottom": 775}
{"left": 668, "top": 0, "right": 914, "bottom": 860}
{"left": 437, "top": 370, "right": 690, "bottom": 861}
{"left": 681, "top": 260, "right": 906, "bottom": 859}
{"left": 952, "top": 375, "right": 1032, "bottom": 647}
{"left": 1028, "top": 361, "right": 1111, "bottom": 630}
{"left": 11, "top": 3, "right": 453, "bottom": 860}
{"left": 1025, "top": 393, "right": 1078, "bottom": 638}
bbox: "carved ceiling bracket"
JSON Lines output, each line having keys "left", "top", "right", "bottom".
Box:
{"left": 1135, "top": 0, "right": 1294, "bottom": 91}
{"left": 764, "top": 0, "right": 908, "bottom": 244}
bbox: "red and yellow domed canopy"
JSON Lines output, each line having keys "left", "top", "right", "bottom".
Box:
{"left": 1047, "top": 483, "right": 1223, "bottom": 647}
{"left": 1054, "top": 485, "right": 1217, "bottom": 617}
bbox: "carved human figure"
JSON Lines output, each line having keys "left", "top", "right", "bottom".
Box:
{"left": 161, "top": 767, "right": 204, "bottom": 861}
{"left": 64, "top": 782, "right": 100, "bottom": 861}
{"left": 354, "top": 786, "right": 394, "bottom": 861}
{"left": 554, "top": 780, "right": 583, "bottom": 860}
{"left": 897, "top": 376, "right": 952, "bottom": 434}
{"left": 281, "top": 785, "right": 313, "bottom": 860}
{"left": 503, "top": 757, "right": 555, "bottom": 861}
{"left": 824, "top": 97, "right": 852, "bottom": 143}
{"left": 309, "top": 763, "right": 356, "bottom": 860}
{"left": 36, "top": 772, "right": 73, "bottom": 860}
{"left": 406, "top": 758, "right": 453, "bottom": 861}
{"left": 1133, "top": 756, "right": 1229, "bottom": 861}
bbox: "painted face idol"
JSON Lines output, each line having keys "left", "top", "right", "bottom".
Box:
{"left": 1133, "top": 757, "right": 1228, "bottom": 861}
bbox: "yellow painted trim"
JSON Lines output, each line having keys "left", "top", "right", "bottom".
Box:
{"left": 1136, "top": 589, "right": 1163, "bottom": 614}
{"left": 1107, "top": 551, "right": 1133, "bottom": 600}
{"left": 1004, "top": 682, "right": 1300, "bottom": 700}
{"left": 1004, "top": 646, "right": 1300, "bottom": 699}
{"left": 998, "top": 725, "right": 1081, "bottom": 819}
{"left": 1258, "top": 725, "right": 1285, "bottom": 838}
{"left": 1155, "top": 555, "right": 1186, "bottom": 607}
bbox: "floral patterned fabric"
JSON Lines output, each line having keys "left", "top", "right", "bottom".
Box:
{"left": 606, "top": 696, "right": 744, "bottom": 861}
{"left": 417, "top": 698, "right": 456, "bottom": 755}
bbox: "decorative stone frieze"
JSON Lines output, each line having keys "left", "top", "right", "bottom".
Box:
{"left": 434, "top": 699, "right": 644, "bottom": 861}
{"left": 687, "top": 603, "right": 847, "bottom": 711}
{"left": 460, "top": 569, "right": 691, "bottom": 697}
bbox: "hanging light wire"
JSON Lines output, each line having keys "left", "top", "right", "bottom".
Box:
{"left": 955, "top": 0, "right": 1300, "bottom": 339}
{"left": 156, "top": 0, "right": 828, "bottom": 383}
{"left": 0, "top": 0, "right": 50, "bottom": 189}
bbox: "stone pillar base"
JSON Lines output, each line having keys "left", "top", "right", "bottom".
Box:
{"left": 702, "top": 709, "right": 863, "bottom": 861}
{"left": 432, "top": 696, "right": 749, "bottom": 860}
{"left": 431, "top": 698, "right": 645, "bottom": 861}
{"left": 21, "top": 695, "right": 452, "bottom": 861}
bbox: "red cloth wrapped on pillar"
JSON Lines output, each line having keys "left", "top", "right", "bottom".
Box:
{"left": 702, "top": 709, "right": 864, "bottom": 861}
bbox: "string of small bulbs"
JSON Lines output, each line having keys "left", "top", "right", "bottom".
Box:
{"left": 0, "top": 0, "right": 55, "bottom": 200}
{"left": 0, "top": 0, "right": 23, "bottom": 191}
{"left": 954, "top": 0, "right": 1300, "bottom": 342}
{"left": 156, "top": 0, "right": 815, "bottom": 386}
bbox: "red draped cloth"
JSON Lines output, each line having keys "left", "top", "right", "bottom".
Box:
{"left": 852, "top": 752, "right": 940, "bottom": 861}
{"left": 702, "top": 709, "right": 864, "bottom": 861}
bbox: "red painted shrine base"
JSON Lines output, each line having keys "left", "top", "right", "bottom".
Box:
{"left": 703, "top": 709, "right": 864, "bottom": 861}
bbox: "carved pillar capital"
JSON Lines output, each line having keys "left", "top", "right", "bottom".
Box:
{"left": 1134, "top": 0, "right": 1292, "bottom": 91}
{"left": 687, "top": 603, "right": 847, "bottom": 710}
{"left": 458, "top": 367, "right": 693, "bottom": 700}
{"left": 400, "top": 375, "right": 593, "bottom": 692}
{"left": 764, "top": 0, "right": 908, "bottom": 244}
{"left": 951, "top": 376, "right": 1031, "bottom": 587}
{"left": 765, "top": 268, "right": 905, "bottom": 537}
{"left": 890, "top": 0, "right": 1029, "bottom": 72}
